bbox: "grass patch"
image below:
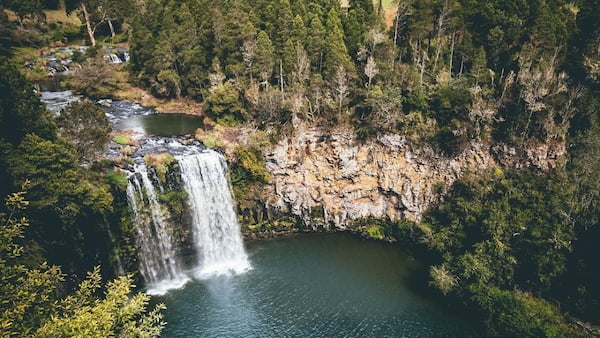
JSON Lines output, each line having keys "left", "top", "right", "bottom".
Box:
{"left": 144, "top": 153, "right": 175, "bottom": 183}
{"left": 114, "top": 87, "right": 143, "bottom": 101}
{"left": 105, "top": 171, "right": 128, "bottom": 189}
{"left": 113, "top": 135, "right": 131, "bottom": 145}
{"left": 43, "top": 9, "right": 81, "bottom": 25}
{"left": 11, "top": 46, "right": 39, "bottom": 62}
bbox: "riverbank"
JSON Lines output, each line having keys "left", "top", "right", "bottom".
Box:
{"left": 113, "top": 86, "right": 205, "bottom": 116}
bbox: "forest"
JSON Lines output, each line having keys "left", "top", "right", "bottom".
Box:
{"left": 0, "top": 0, "right": 599, "bottom": 336}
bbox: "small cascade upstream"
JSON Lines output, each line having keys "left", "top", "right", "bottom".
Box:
{"left": 177, "top": 151, "right": 251, "bottom": 278}
{"left": 126, "top": 163, "right": 189, "bottom": 295}
{"left": 126, "top": 145, "right": 250, "bottom": 295}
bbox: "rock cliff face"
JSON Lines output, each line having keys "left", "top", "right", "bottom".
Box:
{"left": 264, "top": 127, "right": 565, "bottom": 229}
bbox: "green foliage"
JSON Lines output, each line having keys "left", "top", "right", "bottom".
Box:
{"left": 234, "top": 146, "right": 270, "bottom": 183}
{"left": 104, "top": 171, "right": 128, "bottom": 190}
{"left": 306, "top": 15, "right": 326, "bottom": 72}
{"left": 429, "top": 264, "right": 458, "bottom": 296}
{"left": 0, "top": 182, "right": 64, "bottom": 336}
{"left": 205, "top": 82, "right": 246, "bottom": 125}
{"left": 0, "top": 57, "right": 56, "bottom": 146}
{"left": 230, "top": 145, "right": 270, "bottom": 225}
{"left": 247, "top": 218, "right": 295, "bottom": 232}
{"left": 417, "top": 164, "right": 598, "bottom": 335}
{"left": 124, "top": 0, "right": 582, "bottom": 146}
{"left": 6, "top": 133, "right": 114, "bottom": 274}
{"left": 36, "top": 268, "right": 165, "bottom": 337}
{"left": 351, "top": 217, "right": 416, "bottom": 242}
{"left": 69, "top": 55, "right": 124, "bottom": 99}
{"left": 363, "top": 225, "right": 385, "bottom": 240}
{"left": 56, "top": 100, "right": 112, "bottom": 160}
{"left": 112, "top": 135, "right": 131, "bottom": 145}
{"left": 158, "top": 190, "right": 188, "bottom": 220}
{"left": 202, "top": 134, "right": 223, "bottom": 149}
{"left": 0, "top": 187, "right": 164, "bottom": 337}
{"left": 324, "top": 8, "right": 353, "bottom": 80}
{"left": 254, "top": 30, "right": 275, "bottom": 83}
{"left": 309, "top": 205, "right": 324, "bottom": 219}
{"left": 156, "top": 69, "right": 182, "bottom": 98}
{"left": 5, "top": 0, "right": 44, "bottom": 23}
{"left": 469, "top": 285, "right": 580, "bottom": 337}
{"left": 420, "top": 169, "right": 574, "bottom": 290}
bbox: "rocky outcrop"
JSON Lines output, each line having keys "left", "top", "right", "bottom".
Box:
{"left": 264, "top": 126, "right": 565, "bottom": 229}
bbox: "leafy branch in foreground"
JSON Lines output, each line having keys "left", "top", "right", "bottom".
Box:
{"left": 0, "top": 183, "right": 165, "bottom": 337}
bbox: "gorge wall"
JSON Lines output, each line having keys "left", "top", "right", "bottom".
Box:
{"left": 262, "top": 126, "right": 565, "bottom": 229}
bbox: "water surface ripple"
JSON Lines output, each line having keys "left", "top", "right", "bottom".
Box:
{"left": 157, "top": 233, "right": 481, "bottom": 337}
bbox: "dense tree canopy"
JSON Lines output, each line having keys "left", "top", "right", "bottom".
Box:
{"left": 127, "top": 0, "right": 591, "bottom": 155}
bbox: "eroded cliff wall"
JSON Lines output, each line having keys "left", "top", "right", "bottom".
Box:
{"left": 263, "top": 126, "right": 564, "bottom": 229}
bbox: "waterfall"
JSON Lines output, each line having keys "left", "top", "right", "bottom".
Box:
{"left": 177, "top": 150, "right": 251, "bottom": 278}
{"left": 127, "top": 163, "right": 189, "bottom": 295}
{"left": 126, "top": 147, "right": 250, "bottom": 295}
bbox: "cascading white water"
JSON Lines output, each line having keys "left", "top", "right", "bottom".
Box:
{"left": 177, "top": 150, "right": 251, "bottom": 278}
{"left": 127, "top": 163, "right": 189, "bottom": 295}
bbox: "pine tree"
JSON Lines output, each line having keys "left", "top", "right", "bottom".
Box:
{"left": 219, "top": 0, "right": 255, "bottom": 77}
{"left": 290, "top": 0, "right": 307, "bottom": 18}
{"left": 324, "top": 8, "right": 354, "bottom": 80}
{"left": 306, "top": 15, "right": 326, "bottom": 73}
{"left": 343, "top": 9, "right": 363, "bottom": 62}
{"left": 173, "top": 3, "right": 203, "bottom": 97}
{"left": 271, "top": 0, "right": 293, "bottom": 54}
{"left": 349, "top": 0, "right": 375, "bottom": 25}
{"left": 291, "top": 14, "right": 307, "bottom": 46}
{"left": 254, "top": 30, "right": 275, "bottom": 85}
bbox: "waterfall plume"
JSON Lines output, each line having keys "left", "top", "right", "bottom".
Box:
{"left": 126, "top": 146, "right": 250, "bottom": 295}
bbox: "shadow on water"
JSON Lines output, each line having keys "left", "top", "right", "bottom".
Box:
{"left": 115, "top": 113, "right": 204, "bottom": 136}
{"left": 36, "top": 77, "right": 61, "bottom": 92}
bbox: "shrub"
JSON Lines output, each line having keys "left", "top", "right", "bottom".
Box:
{"left": 105, "top": 171, "right": 128, "bottom": 190}
{"left": 234, "top": 146, "right": 269, "bottom": 183}
{"left": 144, "top": 153, "right": 175, "bottom": 183}
{"left": 363, "top": 225, "right": 385, "bottom": 240}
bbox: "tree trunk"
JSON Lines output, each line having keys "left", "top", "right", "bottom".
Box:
{"left": 449, "top": 32, "right": 455, "bottom": 77}
{"left": 108, "top": 20, "right": 116, "bottom": 38}
{"left": 392, "top": 4, "right": 401, "bottom": 72}
{"left": 82, "top": 3, "right": 96, "bottom": 47}
{"left": 319, "top": 52, "right": 323, "bottom": 74}
{"left": 420, "top": 50, "right": 426, "bottom": 86}
{"left": 279, "top": 58, "right": 284, "bottom": 93}
{"left": 433, "top": 2, "right": 449, "bottom": 75}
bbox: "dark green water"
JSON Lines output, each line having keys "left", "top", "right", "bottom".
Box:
{"left": 117, "top": 113, "right": 203, "bottom": 136}
{"left": 157, "top": 233, "right": 481, "bottom": 337}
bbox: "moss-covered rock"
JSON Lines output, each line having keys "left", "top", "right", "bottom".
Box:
{"left": 144, "top": 153, "right": 175, "bottom": 184}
